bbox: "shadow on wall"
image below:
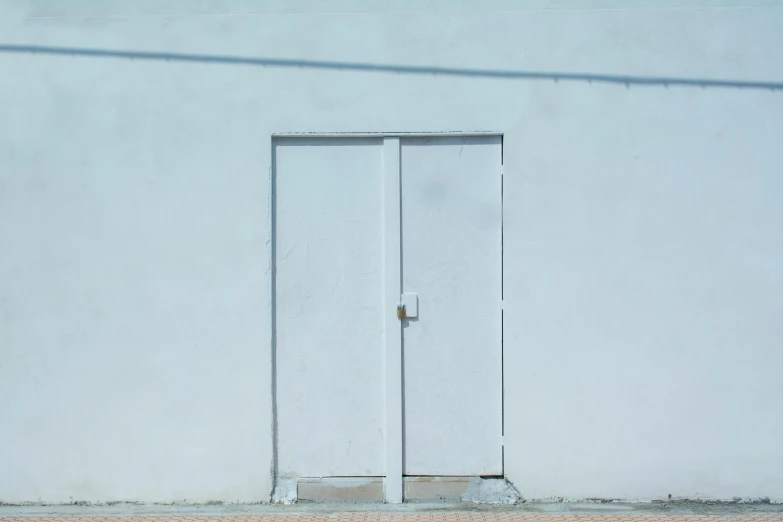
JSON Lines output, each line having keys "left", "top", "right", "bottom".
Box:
{"left": 1, "top": 44, "right": 783, "bottom": 91}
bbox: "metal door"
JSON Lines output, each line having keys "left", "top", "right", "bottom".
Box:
{"left": 274, "top": 138, "right": 385, "bottom": 478}
{"left": 400, "top": 136, "right": 503, "bottom": 476}
{"left": 273, "top": 135, "right": 503, "bottom": 500}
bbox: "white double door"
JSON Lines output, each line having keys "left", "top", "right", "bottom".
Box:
{"left": 275, "top": 136, "right": 503, "bottom": 491}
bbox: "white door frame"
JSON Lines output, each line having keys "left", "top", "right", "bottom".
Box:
{"left": 270, "top": 132, "right": 504, "bottom": 503}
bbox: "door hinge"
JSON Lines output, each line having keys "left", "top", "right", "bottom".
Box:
{"left": 500, "top": 436, "right": 504, "bottom": 447}
{"left": 500, "top": 165, "right": 504, "bottom": 177}
{"left": 499, "top": 299, "right": 504, "bottom": 310}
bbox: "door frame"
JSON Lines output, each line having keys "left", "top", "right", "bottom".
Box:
{"left": 270, "top": 132, "right": 504, "bottom": 503}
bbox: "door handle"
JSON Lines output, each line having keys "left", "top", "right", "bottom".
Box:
{"left": 399, "top": 293, "right": 418, "bottom": 318}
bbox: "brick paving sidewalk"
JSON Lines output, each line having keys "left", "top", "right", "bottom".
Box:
{"left": 2, "top": 515, "right": 783, "bottom": 522}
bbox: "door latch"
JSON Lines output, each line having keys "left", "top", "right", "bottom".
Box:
{"left": 399, "top": 293, "right": 418, "bottom": 318}
{"left": 396, "top": 303, "right": 406, "bottom": 319}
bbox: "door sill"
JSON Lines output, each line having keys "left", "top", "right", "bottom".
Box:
{"left": 290, "top": 476, "right": 517, "bottom": 504}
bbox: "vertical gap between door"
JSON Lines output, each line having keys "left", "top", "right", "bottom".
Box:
{"left": 399, "top": 141, "right": 407, "bottom": 483}
{"left": 500, "top": 136, "right": 505, "bottom": 472}
{"left": 270, "top": 141, "right": 279, "bottom": 498}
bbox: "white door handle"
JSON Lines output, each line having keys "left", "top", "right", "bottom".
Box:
{"left": 400, "top": 293, "right": 418, "bottom": 318}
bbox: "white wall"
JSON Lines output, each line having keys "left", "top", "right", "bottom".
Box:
{"left": 1, "top": 0, "right": 782, "bottom": 504}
